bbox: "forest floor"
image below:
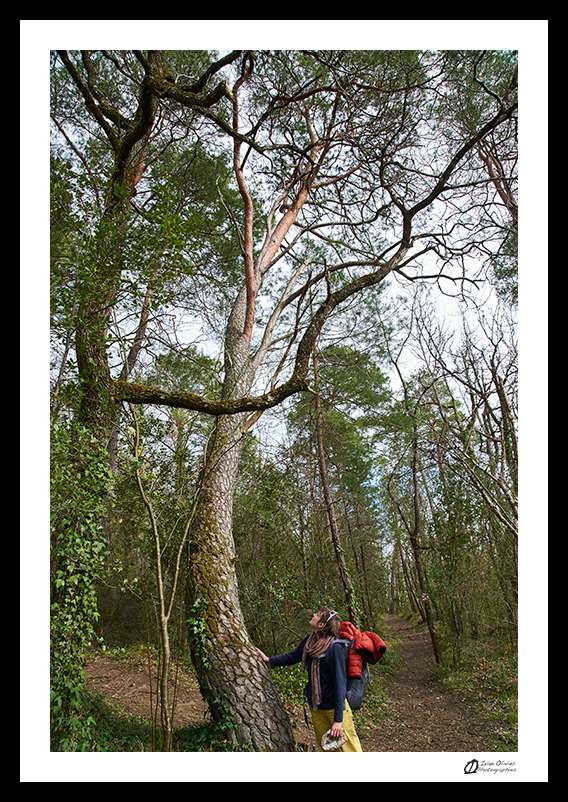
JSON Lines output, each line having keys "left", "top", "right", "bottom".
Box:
{"left": 356, "top": 615, "right": 505, "bottom": 752}
{"left": 85, "top": 614, "right": 511, "bottom": 752}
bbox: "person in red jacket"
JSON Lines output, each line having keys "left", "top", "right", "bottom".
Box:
{"left": 257, "top": 606, "right": 363, "bottom": 752}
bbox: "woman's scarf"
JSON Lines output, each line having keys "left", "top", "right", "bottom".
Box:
{"left": 302, "top": 633, "right": 335, "bottom": 708}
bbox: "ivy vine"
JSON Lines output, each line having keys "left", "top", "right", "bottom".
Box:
{"left": 50, "top": 421, "right": 113, "bottom": 751}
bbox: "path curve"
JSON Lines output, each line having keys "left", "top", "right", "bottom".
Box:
{"left": 360, "top": 615, "right": 495, "bottom": 752}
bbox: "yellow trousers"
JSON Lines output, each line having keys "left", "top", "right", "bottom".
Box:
{"left": 309, "top": 702, "right": 363, "bottom": 752}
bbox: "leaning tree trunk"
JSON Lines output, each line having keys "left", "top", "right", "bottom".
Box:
{"left": 185, "top": 291, "right": 296, "bottom": 751}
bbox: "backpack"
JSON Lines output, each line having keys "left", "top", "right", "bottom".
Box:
{"left": 325, "top": 626, "right": 387, "bottom": 711}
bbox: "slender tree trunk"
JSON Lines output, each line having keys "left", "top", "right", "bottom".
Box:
{"left": 354, "top": 502, "right": 375, "bottom": 628}
{"left": 313, "top": 350, "right": 360, "bottom": 628}
{"left": 131, "top": 405, "right": 176, "bottom": 751}
{"left": 398, "top": 541, "right": 421, "bottom": 617}
{"left": 410, "top": 438, "right": 442, "bottom": 664}
{"left": 108, "top": 265, "right": 159, "bottom": 475}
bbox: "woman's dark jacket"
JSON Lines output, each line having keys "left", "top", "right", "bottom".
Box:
{"left": 269, "top": 635, "right": 347, "bottom": 723}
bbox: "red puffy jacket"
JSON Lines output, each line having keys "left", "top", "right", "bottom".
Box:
{"left": 339, "top": 621, "right": 387, "bottom": 678}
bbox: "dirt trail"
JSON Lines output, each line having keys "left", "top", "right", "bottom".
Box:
{"left": 85, "top": 648, "right": 207, "bottom": 727}
{"left": 85, "top": 615, "right": 497, "bottom": 752}
{"left": 360, "top": 615, "right": 495, "bottom": 752}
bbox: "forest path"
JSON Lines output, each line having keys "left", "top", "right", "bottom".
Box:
{"left": 359, "top": 614, "right": 497, "bottom": 752}
{"left": 85, "top": 647, "right": 207, "bottom": 729}
{"left": 85, "top": 614, "right": 500, "bottom": 752}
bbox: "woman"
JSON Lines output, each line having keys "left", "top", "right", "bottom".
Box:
{"left": 257, "top": 606, "right": 363, "bottom": 752}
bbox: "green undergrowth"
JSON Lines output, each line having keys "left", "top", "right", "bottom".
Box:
{"left": 74, "top": 644, "right": 242, "bottom": 752}
{"left": 81, "top": 692, "right": 150, "bottom": 751}
{"left": 438, "top": 642, "right": 518, "bottom": 751}
{"left": 81, "top": 689, "right": 239, "bottom": 752}
{"left": 271, "top": 661, "right": 307, "bottom": 706}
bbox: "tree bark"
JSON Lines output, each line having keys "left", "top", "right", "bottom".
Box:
{"left": 185, "top": 297, "right": 296, "bottom": 750}
{"left": 186, "top": 414, "right": 296, "bottom": 750}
